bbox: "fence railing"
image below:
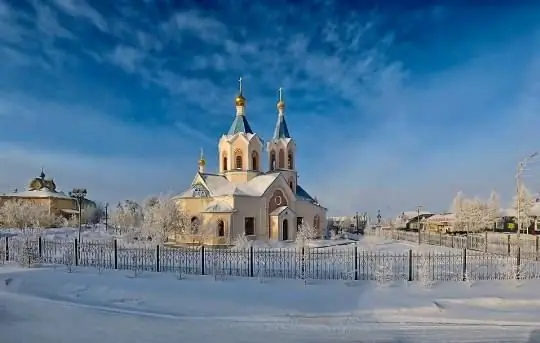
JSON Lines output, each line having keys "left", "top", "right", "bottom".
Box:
{"left": 2, "top": 236, "right": 540, "bottom": 282}
{"left": 365, "top": 228, "right": 540, "bottom": 260}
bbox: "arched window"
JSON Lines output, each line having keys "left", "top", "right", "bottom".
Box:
{"left": 191, "top": 216, "right": 200, "bottom": 233}
{"left": 270, "top": 151, "right": 276, "bottom": 170}
{"left": 234, "top": 148, "right": 243, "bottom": 169}
{"left": 278, "top": 149, "right": 285, "bottom": 169}
{"left": 217, "top": 220, "right": 225, "bottom": 236}
{"left": 222, "top": 152, "right": 228, "bottom": 171}
{"left": 288, "top": 152, "right": 294, "bottom": 169}
{"left": 289, "top": 180, "right": 294, "bottom": 189}
{"left": 251, "top": 151, "right": 258, "bottom": 171}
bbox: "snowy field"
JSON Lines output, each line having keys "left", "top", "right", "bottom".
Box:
{"left": 2, "top": 266, "right": 540, "bottom": 342}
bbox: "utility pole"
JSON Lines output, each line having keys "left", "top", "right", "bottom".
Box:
{"left": 355, "top": 211, "right": 359, "bottom": 234}
{"left": 69, "top": 188, "right": 87, "bottom": 242}
{"left": 416, "top": 205, "right": 423, "bottom": 244}
{"left": 105, "top": 202, "right": 109, "bottom": 231}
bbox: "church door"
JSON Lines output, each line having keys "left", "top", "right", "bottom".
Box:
{"left": 282, "top": 219, "right": 289, "bottom": 241}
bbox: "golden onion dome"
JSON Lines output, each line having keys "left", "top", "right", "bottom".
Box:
{"left": 198, "top": 158, "right": 206, "bottom": 166}
{"left": 235, "top": 94, "right": 246, "bottom": 107}
{"left": 277, "top": 100, "right": 285, "bottom": 110}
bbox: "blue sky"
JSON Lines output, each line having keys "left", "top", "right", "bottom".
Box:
{"left": 1, "top": 0, "right": 540, "bottom": 216}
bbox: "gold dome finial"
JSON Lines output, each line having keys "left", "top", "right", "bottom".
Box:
{"left": 277, "top": 87, "right": 285, "bottom": 111}
{"left": 235, "top": 76, "right": 246, "bottom": 107}
{"left": 198, "top": 147, "right": 206, "bottom": 166}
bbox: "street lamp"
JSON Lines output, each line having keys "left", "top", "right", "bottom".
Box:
{"left": 516, "top": 152, "right": 538, "bottom": 240}
{"left": 69, "top": 188, "right": 87, "bottom": 242}
{"left": 416, "top": 205, "right": 423, "bottom": 244}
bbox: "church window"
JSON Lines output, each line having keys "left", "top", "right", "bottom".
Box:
{"left": 244, "top": 217, "right": 255, "bottom": 236}
{"left": 192, "top": 184, "right": 209, "bottom": 197}
{"left": 268, "top": 189, "right": 288, "bottom": 214}
{"left": 252, "top": 151, "right": 259, "bottom": 171}
{"left": 270, "top": 151, "right": 276, "bottom": 171}
{"left": 191, "top": 216, "right": 200, "bottom": 233}
{"left": 217, "top": 220, "right": 225, "bottom": 236}
{"left": 234, "top": 148, "right": 243, "bottom": 169}
{"left": 278, "top": 149, "right": 285, "bottom": 169}
{"left": 288, "top": 152, "right": 294, "bottom": 169}
{"left": 296, "top": 217, "right": 303, "bottom": 231}
{"left": 222, "top": 152, "right": 228, "bottom": 171}
{"left": 289, "top": 181, "right": 293, "bottom": 190}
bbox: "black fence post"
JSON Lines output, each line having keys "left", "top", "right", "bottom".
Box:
{"left": 408, "top": 249, "right": 413, "bottom": 281}
{"left": 156, "top": 245, "right": 160, "bottom": 272}
{"left": 484, "top": 231, "right": 488, "bottom": 253}
{"left": 114, "top": 239, "right": 118, "bottom": 269}
{"left": 354, "top": 246, "right": 358, "bottom": 281}
{"left": 38, "top": 236, "right": 42, "bottom": 258}
{"left": 74, "top": 239, "right": 79, "bottom": 266}
{"left": 249, "top": 246, "right": 254, "bottom": 277}
{"left": 507, "top": 235, "right": 511, "bottom": 256}
{"left": 201, "top": 245, "right": 205, "bottom": 275}
{"left": 516, "top": 246, "right": 521, "bottom": 280}
{"left": 5, "top": 236, "right": 8, "bottom": 261}
{"left": 462, "top": 248, "right": 467, "bottom": 281}
{"left": 301, "top": 247, "right": 305, "bottom": 279}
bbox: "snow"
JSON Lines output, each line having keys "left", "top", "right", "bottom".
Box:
{"left": 1, "top": 189, "right": 74, "bottom": 199}
{"left": 2, "top": 266, "right": 540, "bottom": 342}
{"left": 202, "top": 200, "right": 234, "bottom": 213}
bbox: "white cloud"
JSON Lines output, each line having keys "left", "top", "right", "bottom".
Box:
{"left": 52, "top": 0, "right": 108, "bottom": 32}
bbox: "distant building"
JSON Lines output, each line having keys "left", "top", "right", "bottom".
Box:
{"left": 0, "top": 169, "right": 95, "bottom": 220}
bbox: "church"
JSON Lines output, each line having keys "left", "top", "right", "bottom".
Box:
{"left": 173, "top": 79, "right": 327, "bottom": 245}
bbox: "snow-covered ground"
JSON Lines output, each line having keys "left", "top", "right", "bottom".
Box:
{"left": 1, "top": 266, "right": 540, "bottom": 342}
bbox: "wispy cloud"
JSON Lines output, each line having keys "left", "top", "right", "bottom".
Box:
{"left": 52, "top": 0, "right": 108, "bottom": 32}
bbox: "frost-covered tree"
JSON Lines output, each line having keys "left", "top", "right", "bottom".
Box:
{"left": 513, "top": 184, "right": 535, "bottom": 235}
{"left": 0, "top": 199, "right": 58, "bottom": 230}
{"left": 450, "top": 192, "right": 494, "bottom": 233}
{"left": 296, "top": 221, "right": 317, "bottom": 247}
{"left": 487, "top": 190, "right": 501, "bottom": 230}
{"left": 142, "top": 195, "right": 189, "bottom": 244}
{"left": 112, "top": 200, "right": 143, "bottom": 236}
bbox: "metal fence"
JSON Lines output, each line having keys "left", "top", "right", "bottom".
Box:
{"left": 365, "top": 228, "right": 540, "bottom": 260}
{"left": 2, "top": 236, "right": 540, "bottom": 282}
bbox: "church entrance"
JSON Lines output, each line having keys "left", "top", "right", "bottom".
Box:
{"left": 282, "top": 219, "right": 289, "bottom": 241}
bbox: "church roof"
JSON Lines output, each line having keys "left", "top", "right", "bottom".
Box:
{"left": 201, "top": 201, "right": 235, "bottom": 213}
{"left": 227, "top": 115, "right": 254, "bottom": 135}
{"left": 272, "top": 114, "right": 290, "bottom": 139}
{"left": 296, "top": 185, "right": 316, "bottom": 203}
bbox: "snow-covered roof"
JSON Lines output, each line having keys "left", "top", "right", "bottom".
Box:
{"left": 1, "top": 189, "right": 74, "bottom": 200}
{"left": 401, "top": 210, "right": 433, "bottom": 218}
{"left": 269, "top": 206, "right": 296, "bottom": 216}
{"left": 201, "top": 201, "right": 235, "bottom": 213}
{"left": 425, "top": 213, "right": 456, "bottom": 222}
{"left": 176, "top": 171, "right": 322, "bottom": 208}
{"left": 500, "top": 203, "right": 540, "bottom": 217}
